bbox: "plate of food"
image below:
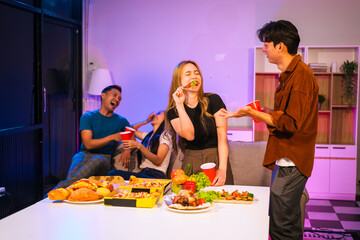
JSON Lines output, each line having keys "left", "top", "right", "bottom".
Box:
{"left": 165, "top": 203, "right": 214, "bottom": 213}
{"left": 164, "top": 190, "right": 213, "bottom": 213}
{"left": 63, "top": 199, "right": 104, "bottom": 204}
{"left": 198, "top": 189, "right": 256, "bottom": 204}
{"left": 48, "top": 177, "right": 121, "bottom": 203}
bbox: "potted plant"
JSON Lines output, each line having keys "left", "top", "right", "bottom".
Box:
{"left": 341, "top": 60, "right": 358, "bottom": 107}
{"left": 318, "top": 94, "right": 325, "bottom": 109}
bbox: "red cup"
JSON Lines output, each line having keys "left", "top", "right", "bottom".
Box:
{"left": 125, "top": 126, "right": 135, "bottom": 133}
{"left": 120, "top": 131, "right": 132, "bottom": 141}
{"left": 200, "top": 163, "right": 216, "bottom": 183}
{"left": 246, "top": 100, "right": 262, "bottom": 123}
{"left": 125, "top": 126, "right": 135, "bottom": 138}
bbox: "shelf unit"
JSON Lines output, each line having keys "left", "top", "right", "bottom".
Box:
{"left": 254, "top": 46, "right": 359, "bottom": 200}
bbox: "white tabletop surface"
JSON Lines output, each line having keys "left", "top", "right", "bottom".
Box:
{"left": 0, "top": 185, "right": 270, "bottom": 240}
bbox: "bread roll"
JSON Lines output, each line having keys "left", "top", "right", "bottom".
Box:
{"left": 48, "top": 188, "right": 72, "bottom": 200}
{"left": 96, "top": 187, "right": 111, "bottom": 198}
{"left": 68, "top": 188, "right": 100, "bottom": 202}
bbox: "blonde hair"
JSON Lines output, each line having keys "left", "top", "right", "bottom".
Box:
{"left": 165, "top": 60, "right": 213, "bottom": 152}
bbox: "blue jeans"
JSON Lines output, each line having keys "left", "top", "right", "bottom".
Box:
{"left": 55, "top": 152, "right": 112, "bottom": 189}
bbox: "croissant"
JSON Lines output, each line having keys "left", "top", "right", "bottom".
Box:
{"left": 48, "top": 188, "right": 72, "bottom": 200}
{"left": 70, "top": 179, "right": 98, "bottom": 190}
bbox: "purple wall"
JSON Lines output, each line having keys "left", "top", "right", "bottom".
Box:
{"left": 86, "top": 0, "right": 360, "bottom": 132}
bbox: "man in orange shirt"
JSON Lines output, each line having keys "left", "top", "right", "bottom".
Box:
{"left": 220, "top": 20, "right": 318, "bottom": 239}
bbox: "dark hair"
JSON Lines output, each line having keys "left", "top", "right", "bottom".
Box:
{"left": 142, "top": 120, "right": 165, "bottom": 155}
{"left": 257, "top": 20, "right": 300, "bottom": 55}
{"left": 137, "top": 111, "right": 166, "bottom": 165}
{"left": 102, "top": 85, "right": 122, "bottom": 94}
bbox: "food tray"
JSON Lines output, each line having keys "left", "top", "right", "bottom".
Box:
{"left": 104, "top": 196, "right": 159, "bottom": 208}
{"left": 125, "top": 178, "right": 171, "bottom": 195}
{"left": 213, "top": 199, "right": 255, "bottom": 204}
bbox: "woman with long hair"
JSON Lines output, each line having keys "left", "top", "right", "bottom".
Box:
{"left": 108, "top": 111, "right": 171, "bottom": 179}
{"left": 165, "top": 60, "right": 233, "bottom": 186}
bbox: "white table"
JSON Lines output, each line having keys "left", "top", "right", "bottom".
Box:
{"left": 0, "top": 185, "right": 270, "bottom": 240}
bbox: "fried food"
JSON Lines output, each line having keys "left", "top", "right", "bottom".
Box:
{"left": 172, "top": 189, "right": 199, "bottom": 207}
{"left": 96, "top": 187, "right": 111, "bottom": 198}
{"left": 70, "top": 179, "right": 98, "bottom": 191}
{"left": 48, "top": 188, "right": 72, "bottom": 200}
{"left": 128, "top": 176, "right": 167, "bottom": 188}
{"left": 68, "top": 188, "right": 100, "bottom": 202}
{"left": 222, "top": 189, "right": 254, "bottom": 201}
{"left": 88, "top": 176, "right": 125, "bottom": 184}
{"left": 112, "top": 191, "right": 159, "bottom": 199}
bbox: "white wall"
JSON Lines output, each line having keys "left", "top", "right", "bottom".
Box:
{"left": 85, "top": 0, "right": 360, "bottom": 192}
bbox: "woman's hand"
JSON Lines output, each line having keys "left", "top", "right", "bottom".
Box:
{"left": 172, "top": 86, "right": 186, "bottom": 105}
{"left": 218, "top": 107, "right": 252, "bottom": 119}
{"left": 146, "top": 112, "right": 156, "bottom": 123}
{"left": 122, "top": 140, "right": 141, "bottom": 149}
{"left": 212, "top": 168, "right": 227, "bottom": 186}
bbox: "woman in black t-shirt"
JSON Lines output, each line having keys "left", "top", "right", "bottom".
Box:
{"left": 166, "top": 60, "right": 233, "bottom": 186}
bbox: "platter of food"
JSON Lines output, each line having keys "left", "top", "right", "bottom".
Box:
{"left": 125, "top": 176, "right": 171, "bottom": 194}
{"left": 48, "top": 176, "right": 125, "bottom": 203}
{"left": 198, "top": 189, "right": 256, "bottom": 204}
{"left": 164, "top": 190, "right": 213, "bottom": 213}
{"left": 165, "top": 203, "right": 214, "bottom": 214}
{"left": 63, "top": 199, "right": 104, "bottom": 204}
{"left": 213, "top": 199, "right": 257, "bottom": 204}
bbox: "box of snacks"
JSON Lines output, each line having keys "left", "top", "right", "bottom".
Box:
{"left": 104, "top": 188, "right": 162, "bottom": 208}
{"left": 104, "top": 176, "right": 171, "bottom": 208}
{"left": 123, "top": 176, "right": 171, "bottom": 195}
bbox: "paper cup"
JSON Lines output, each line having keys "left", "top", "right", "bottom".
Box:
{"left": 125, "top": 126, "right": 135, "bottom": 133}
{"left": 120, "top": 131, "right": 132, "bottom": 141}
{"left": 125, "top": 126, "right": 135, "bottom": 138}
{"left": 246, "top": 100, "right": 262, "bottom": 123}
{"left": 200, "top": 163, "right": 216, "bottom": 183}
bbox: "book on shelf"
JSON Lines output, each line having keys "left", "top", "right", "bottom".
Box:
{"left": 309, "top": 63, "right": 328, "bottom": 72}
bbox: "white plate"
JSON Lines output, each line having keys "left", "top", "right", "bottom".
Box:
{"left": 163, "top": 196, "right": 214, "bottom": 213}
{"left": 165, "top": 204, "right": 214, "bottom": 213}
{"left": 63, "top": 199, "right": 104, "bottom": 204}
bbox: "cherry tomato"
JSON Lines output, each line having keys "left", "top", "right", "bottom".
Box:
{"left": 198, "top": 198, "right": 206, "bottom": 205}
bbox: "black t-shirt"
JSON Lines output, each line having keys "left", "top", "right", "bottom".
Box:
{"left": 167, "top": 94, "right": 226, "bottom": 150}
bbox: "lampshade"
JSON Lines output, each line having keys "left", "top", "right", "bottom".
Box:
{"left": 88, "top": 68, "right": 113, "bottom": 95}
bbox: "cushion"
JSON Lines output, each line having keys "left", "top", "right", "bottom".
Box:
{"left": 228, "top": 140, "right": 271, "bottom": 187}
{"left": 166, "top": 149, "right": 184, "bottom": 178}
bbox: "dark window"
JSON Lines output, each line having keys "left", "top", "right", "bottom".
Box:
{"left": 0, "top": 5, "right": 35, "bottom": 130}
{"left": 43, "top": 0, "right": 82, "bottom": 21}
